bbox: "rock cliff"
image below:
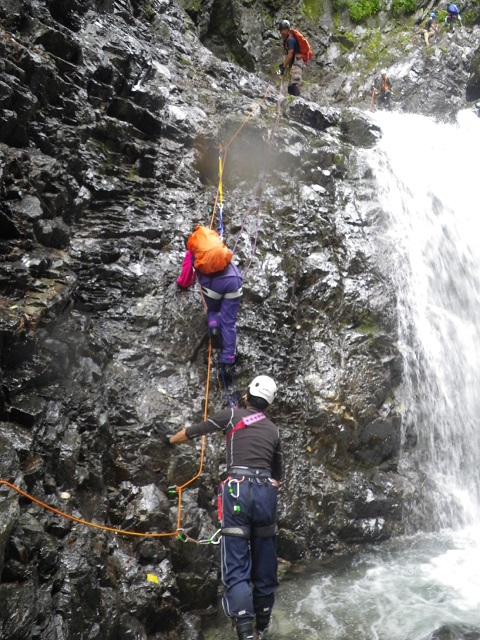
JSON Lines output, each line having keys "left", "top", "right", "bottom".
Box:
{"left": 1, "top": 0, "right": 479, "bottom": 638}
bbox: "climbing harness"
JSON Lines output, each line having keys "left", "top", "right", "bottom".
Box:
{"left": 225, "top": 412, "right": 266, "bottom": 440}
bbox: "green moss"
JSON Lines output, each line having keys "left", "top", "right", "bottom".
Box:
{"left": 462, "top": 9, "right": 478, "bottom": 25}
{"left": 332, "top": 0, "right": 350, "bottom": 12}
{"left": 143, "top": 0, "right": 156, "bottom": 21}
{"left": 335, "top": 28, "right": 356, "bottom": 49}
{"left": 363, "top": 29, "right": 382, "bottom": 61}
{"left": 391, "top": 0, "right": 415, "bottom": 16}
{"left": 187, "top": 0, "right": 201, "bottom": 11}
{"left": 349, "top": 0, "right": 381, "bottom": 22}
{"left": 302, "top": 0, "right": 324, "bottom": 21}
{"left": 355, "top": 321, "right": 377, "bottom": 335}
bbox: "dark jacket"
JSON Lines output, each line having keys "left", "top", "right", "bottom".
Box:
{"left": 186, "top": 407, "right": 283, "bottom": 481}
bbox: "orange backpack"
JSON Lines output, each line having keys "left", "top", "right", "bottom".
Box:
{"left": 187, "top": 226, "right": 233, "bottom": 275}
{"left": 291, "top": 28, "right": 313, "bottom": 63}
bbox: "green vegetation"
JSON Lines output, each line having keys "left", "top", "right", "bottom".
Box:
{"left": 332, "top": 0, "right": 350, "bottom": 12}
{"left": 335, "top": 28, "right": 356, "bottom": 50}
{"left": 143, "top": 0, "right": 156, "bottom": 21}
{"left": 363, "top": 29, "right": 382, "bottom": 62}
{"left": 349, "top": 0, "right": 381, "bottom": 22}
{"left": 391, "top": 0, "right": 416, "bottom": 16}
{"left": 302, "top": 0, "right": 324, "bottom": 21}
{"left": 355, "top": 321, "right": 378, "bottom": 335}
{"left": 437, "top": 9, "right": 447, "bottom": 23}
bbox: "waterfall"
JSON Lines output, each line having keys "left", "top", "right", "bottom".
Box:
{"left": 369, "top": 110, "right": 480, "bottom": 529}
{"left": 204, "top": 111, "right": 480, "bottom": 640}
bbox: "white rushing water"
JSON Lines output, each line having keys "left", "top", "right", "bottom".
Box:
{"left": 371, "top": 109, "right": 480, "bottom": 528}
{"left": 281, "top": 110, "right": 480, "bottom": 640}
{"left": 205, "top": 111, "right": 480, "bottom": 640}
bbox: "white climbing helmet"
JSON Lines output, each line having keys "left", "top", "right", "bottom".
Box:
{"left": 279, "top": 20, "right": 290, "bottom": 30}
{"left": 248, "top": 375, "right": 278, "bottom": 405}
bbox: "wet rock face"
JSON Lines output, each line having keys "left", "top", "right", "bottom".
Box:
{"left": 0, "top": 0, "right": 418, "bottom": 638}
{"left": 189, "top": 0, "right": 480, "bottom": 117}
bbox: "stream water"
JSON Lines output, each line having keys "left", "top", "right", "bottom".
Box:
{"left": 205, "top": 110, "right": 480, "bottom": 640}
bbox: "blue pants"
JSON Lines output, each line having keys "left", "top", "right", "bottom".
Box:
{"left": 197, "top": 263, "right": 242, "bottom": 364}
{"left": 220, "top": 477, "right": 279, "bottom": 625}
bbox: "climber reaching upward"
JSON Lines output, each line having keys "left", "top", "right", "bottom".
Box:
{"left": 177, "top": 226, "right": 242, "bottom": 378}
{"left": 156, "top": 375, "right": 282, "bottom": 640}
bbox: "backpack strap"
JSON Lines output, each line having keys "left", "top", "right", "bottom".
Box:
{"left": 226, "top": 412, "right": 266, "bottom": 441}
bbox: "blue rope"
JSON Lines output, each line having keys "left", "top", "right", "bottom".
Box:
{"left": 220, "top": 368, "right": 239, "bottom": 408}
{"left": 218, "top": 203, "right": 224, "bottom": 240}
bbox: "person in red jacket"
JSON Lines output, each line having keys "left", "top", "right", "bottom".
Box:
{"left": 373, "top": 70, "right": 393, "bottom": 110}
{"left": 278, "top": 19, "right": 304, "bottom": 96}
{"left": 158, "top": 375, "right": 282, "bottom": 640}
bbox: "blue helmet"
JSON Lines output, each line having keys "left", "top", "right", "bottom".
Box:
{"left": 430, "top": 11, "right": 437, "bottom": 16}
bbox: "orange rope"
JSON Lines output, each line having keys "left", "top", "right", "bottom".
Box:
{"left": 0, "top": 344, "right": 214, "bottom": 540}
{"left": 174, "top": 342, "right": 212, "bottom": 530}
{"left": 0, "top": 479, "right": 177, "bottom": 538}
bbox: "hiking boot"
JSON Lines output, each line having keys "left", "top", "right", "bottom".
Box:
{"left": 257, "top": 625, "right": 269, "bottom": 640}
{"left": 209, "top": 327, "right": 222, "bottom": 349}
{"left": 236, "top": 621, "right": 255, "bottom": 640}
{"left": 256, "top": 615, "right": 270, "bottom": 639}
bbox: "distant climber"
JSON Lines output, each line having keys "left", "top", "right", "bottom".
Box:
{"left": 445, "top": 3, "right": 462, "bottom": 32}
{"left": 177, "top": 226, "right": 242, "bottom": 376}
{"left": 372, "top": 70, "right": 393, "bottom": 110}
{"left": 278, "top": 20, "right": 313, "bottom": 97}
{"left": 422, "top": 12, "right": 438, "bottom": 46}
{"left": 157, "top": 375, "right": 282, "bottom": 640}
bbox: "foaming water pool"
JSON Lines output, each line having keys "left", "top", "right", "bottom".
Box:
{"left": 276, "top": 529, "right": 480, "bottom": 640}
{"left": 203, "top": 529, "right": 480, "bottom": 640}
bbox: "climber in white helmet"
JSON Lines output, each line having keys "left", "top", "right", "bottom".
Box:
{"left": 157, "top": 375, "right": 282, "bottom": 640}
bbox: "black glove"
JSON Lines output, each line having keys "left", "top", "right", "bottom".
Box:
{"left": 278, "top": 63, "right": 285, "bottom": 75}
{"left": 155, "top": 422, "right": 174, "bottom": 445}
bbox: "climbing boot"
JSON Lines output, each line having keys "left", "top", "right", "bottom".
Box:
{"left": 210, "top": 327, "right": 222, "bottom": 349}
{"left": 256, "top": 615, "right": 270, "bottom": 639}
{"left": 236, "top": 621, "right": 255, "bottom": 640}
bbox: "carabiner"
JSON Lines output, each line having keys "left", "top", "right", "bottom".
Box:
{"left": 228, "top": 478, "right": 241, "bottom": 499}
{"left": 209, "top": 529, "right": 223, "bottom": 545}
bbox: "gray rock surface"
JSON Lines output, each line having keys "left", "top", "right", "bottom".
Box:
{"left": 1, "top": 0, "right": 480, "bottom": 637}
